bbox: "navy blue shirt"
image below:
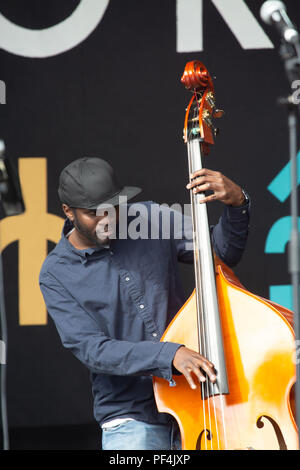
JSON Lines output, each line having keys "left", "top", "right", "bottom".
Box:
{"left": 39, "top": 201, "right": 249, "bottom": 426}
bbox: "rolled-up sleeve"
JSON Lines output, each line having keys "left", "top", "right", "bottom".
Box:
{"left": 39, "top": 273, "right": 182, "bottom": 381}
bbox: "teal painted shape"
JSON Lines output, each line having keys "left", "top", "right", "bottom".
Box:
{"left": 265, "top": 217, "right": 300, "bottom": 310}
{"left": 265, "top": 216, "right": 300, "bottom": 253}
{"left": 266, "top": 152, "right": 300, "bottom": 311}
{"left": 267, "top": 151, "right": 300, "bottom": 202}
{"left": 269, "top": 285, "right": 292, "bottom": 311}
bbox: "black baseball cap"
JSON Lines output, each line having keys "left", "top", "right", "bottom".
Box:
{"left": 58, "top": 157, "right": 142, "bottom": 209}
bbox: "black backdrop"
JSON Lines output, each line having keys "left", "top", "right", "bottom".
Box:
{"left": 0, "top": 0, "right": 299, "bottom": 448}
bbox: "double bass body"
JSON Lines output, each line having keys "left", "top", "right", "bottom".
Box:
{"left": 153, "top": 61, "right": 298, "bottom": 450}
{"left": 154, "top": 263, "right": 298, "bottom": 450}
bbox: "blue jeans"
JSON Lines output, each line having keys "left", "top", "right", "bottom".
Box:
{"left": 102, "top": 419, "right": 182, "bottom": 450}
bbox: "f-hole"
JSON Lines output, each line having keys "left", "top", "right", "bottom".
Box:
{"left": 256, "top": 415, "right": 287, "bottom": 450}
{"left": 196, "top": 429, "right": 213, "bottom": 450}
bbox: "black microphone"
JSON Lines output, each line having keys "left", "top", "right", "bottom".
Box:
{"left": 260, "top": 1, "right": 299, "bottom": 44}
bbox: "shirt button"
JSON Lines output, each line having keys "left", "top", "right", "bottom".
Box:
{"left": 125, "top": 276, "right": 130, "bottom": 282}
{"left": 110, "top": 251, "right": 114, "bottom": 255}
{"left": 242, "top": 210, "right": 246, "bottom": 214}
{"left": 152, "top": 333, "right": 158, "bottom": 337}
{"left": 139, "top": 304, "right": 145, "bottom": 309}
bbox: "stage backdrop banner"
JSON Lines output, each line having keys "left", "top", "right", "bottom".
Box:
{"left": 0, "top": 0, "right": 298, "bottom": 427}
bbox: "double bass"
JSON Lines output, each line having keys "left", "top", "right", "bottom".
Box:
{"left": 153, "top": 61, "right": 298, "bottom": 450}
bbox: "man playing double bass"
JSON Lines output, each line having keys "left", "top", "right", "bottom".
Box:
{"left": 39, "top": 156, "right": 249, "bottom": 450}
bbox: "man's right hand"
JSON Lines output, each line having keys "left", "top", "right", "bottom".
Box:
{"left": 173, "top": 346, "right": 217, "bottom": 390}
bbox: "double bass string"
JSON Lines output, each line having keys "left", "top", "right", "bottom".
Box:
{"left": 194, "top": 185, "right": 220, "bottom": 450}
{"left": 188, "top": 137, "right": 209, "bottom": 450}
{"left": 187, "top": 103, "right": 214, "bottom": 449}
{"left": 189, "top": 95, "right": 215, "bottom": 450}
{"left": 194, "top": 188, "right": 220, "bottom": 450}
{"left": 190, "top": 94, "right": 228, "bottom": 449}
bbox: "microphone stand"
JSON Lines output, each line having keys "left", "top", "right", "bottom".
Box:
{"left": 278, "top": 39, "right": 300, "bottom": 443}
{"left": 0, "top": 143, "right": 25, "bottom": 450}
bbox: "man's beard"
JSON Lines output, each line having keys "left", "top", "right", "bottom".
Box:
{"left": 73, "top": 212, "right": 109, "bottom": 247}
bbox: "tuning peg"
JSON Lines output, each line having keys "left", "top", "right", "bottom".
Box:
{"left": 213, "top": 109, "right": 225, "bottom": 118}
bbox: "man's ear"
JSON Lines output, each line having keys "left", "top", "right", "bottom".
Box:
{"left": 62, "top": 204, "right": 74, "bottom": 222}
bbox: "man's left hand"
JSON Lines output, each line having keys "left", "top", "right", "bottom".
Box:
{"left": 186, "top": 168, "right": 245, "bottom": 207}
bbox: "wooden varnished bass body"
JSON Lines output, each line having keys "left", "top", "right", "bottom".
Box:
{"left": 154, "top": 260, "right": 298, "bottom": 450}
{"left": 153, "top": 61, "right": 298, "bottom": 450}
